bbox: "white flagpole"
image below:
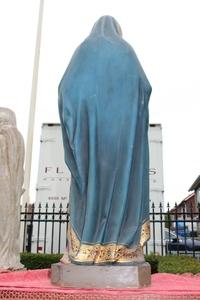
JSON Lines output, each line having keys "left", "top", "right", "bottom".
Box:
{"left": 22, "top": 0, "right": 45, "bottom": 206}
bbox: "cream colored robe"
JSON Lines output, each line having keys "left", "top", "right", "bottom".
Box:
{"left": 0, "top": 108, "right": 24, "bottom": 270}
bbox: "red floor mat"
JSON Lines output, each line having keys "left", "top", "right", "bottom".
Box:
{"left": 0, "top": 269, "right": 200, "bottom": 299}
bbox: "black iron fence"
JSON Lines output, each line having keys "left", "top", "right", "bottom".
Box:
{"left": 20, "top": 202, "right": 200, "bottom": 258}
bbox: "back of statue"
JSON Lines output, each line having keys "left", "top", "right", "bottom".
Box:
{"left": 59, "top": 16, "right": 152, "bottom": 265}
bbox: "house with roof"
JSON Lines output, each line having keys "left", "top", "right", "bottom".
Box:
{"left": 169, "top": 175, "right": 200, "bottom": 235}
{"left": 169, "top": 193, "right": 197, "bottom": 234}
{"left": 189, "top": 175, "right": 200, "bottom": 207}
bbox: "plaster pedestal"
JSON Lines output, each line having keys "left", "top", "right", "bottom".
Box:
{"left": 51, "top": 262, "right": 151, "bottom": 288}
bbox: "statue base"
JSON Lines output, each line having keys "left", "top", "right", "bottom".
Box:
{"left": 51, "top": 262, "right": 151, "bottom": 288}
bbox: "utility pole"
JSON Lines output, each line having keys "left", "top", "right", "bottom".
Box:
{"left": 22, "top": 0, "right": 45, "bottom": 206}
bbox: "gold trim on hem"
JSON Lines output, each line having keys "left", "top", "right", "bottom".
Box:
{"left": 140, "top": 220, "right": 150, "bottom": 247}
{"left": 68, "top": 224, "right": 146, "bottom": 264}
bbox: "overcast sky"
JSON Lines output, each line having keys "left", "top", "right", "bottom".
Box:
{"left": 0, "top": 0, "right": 199, "bottom": 207}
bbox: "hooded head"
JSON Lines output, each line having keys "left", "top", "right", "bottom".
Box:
{"left": 0, "top": 107, "right": 16, "bottom": 127}
{"left": 90, "top": 15, "right": 122, "bottom": 39}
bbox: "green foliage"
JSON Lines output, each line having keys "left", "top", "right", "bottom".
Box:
{"left": 21, "top": 253, "right": 200, "bottom": 274}
{"left": 145, "top": 254, "right": 159, "bottom": 274}
{"left": 158, "top": 255, "right": 200, "bottom": 274}
{"left": 20, "top": 253, "right": 62, "bottom": 270}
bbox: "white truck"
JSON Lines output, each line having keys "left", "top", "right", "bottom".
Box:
{"left": 30, "top": 123, "right": 164, "bottom": 254}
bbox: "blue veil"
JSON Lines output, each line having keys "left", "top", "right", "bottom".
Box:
{"left": 59, "top": 16, "right": 152, "bottom": 264}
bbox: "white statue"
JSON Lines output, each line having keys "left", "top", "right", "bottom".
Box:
{"left": 0, "top": 108, "right": 25, "bottom": 271}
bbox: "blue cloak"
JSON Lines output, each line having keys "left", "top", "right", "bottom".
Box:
{"left": 58, "top": 16, "right": 152, "bottom": 264}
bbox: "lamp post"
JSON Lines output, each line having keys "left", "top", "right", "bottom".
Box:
{"left": 22, "top": 0, "right": 45, "bottom": 206}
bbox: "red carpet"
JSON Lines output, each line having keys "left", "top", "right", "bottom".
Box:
{"left": 0, "top": 269, "right": 200, "bottom": 299}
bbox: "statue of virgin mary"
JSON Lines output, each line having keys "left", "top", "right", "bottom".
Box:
{"left": 59, "top": 16, "right": 152, "bottom": 264}
{"left": 0, "top": 108, "right": 24, "bottom": 271}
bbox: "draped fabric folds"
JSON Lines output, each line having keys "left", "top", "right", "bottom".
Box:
{"left": 0, "top": 108, "right": 24, "bottom": 270}
{"left": 58, "top": 16, "right": 152, "bottom": 264}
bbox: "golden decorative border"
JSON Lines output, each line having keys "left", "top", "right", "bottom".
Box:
{"left": 68, "top": 220, "right": 150, "bottom": 264}
{"left": 140, "top": 220, "right": 150, "bottom": 247}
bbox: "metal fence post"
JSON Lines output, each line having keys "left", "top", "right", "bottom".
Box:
{"left": 20, "top": 201, "right": 200, "bottom": 258}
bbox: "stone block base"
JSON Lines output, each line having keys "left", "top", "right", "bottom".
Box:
{"left": 51, "top": 262, "right": 151, "bottom": 288}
